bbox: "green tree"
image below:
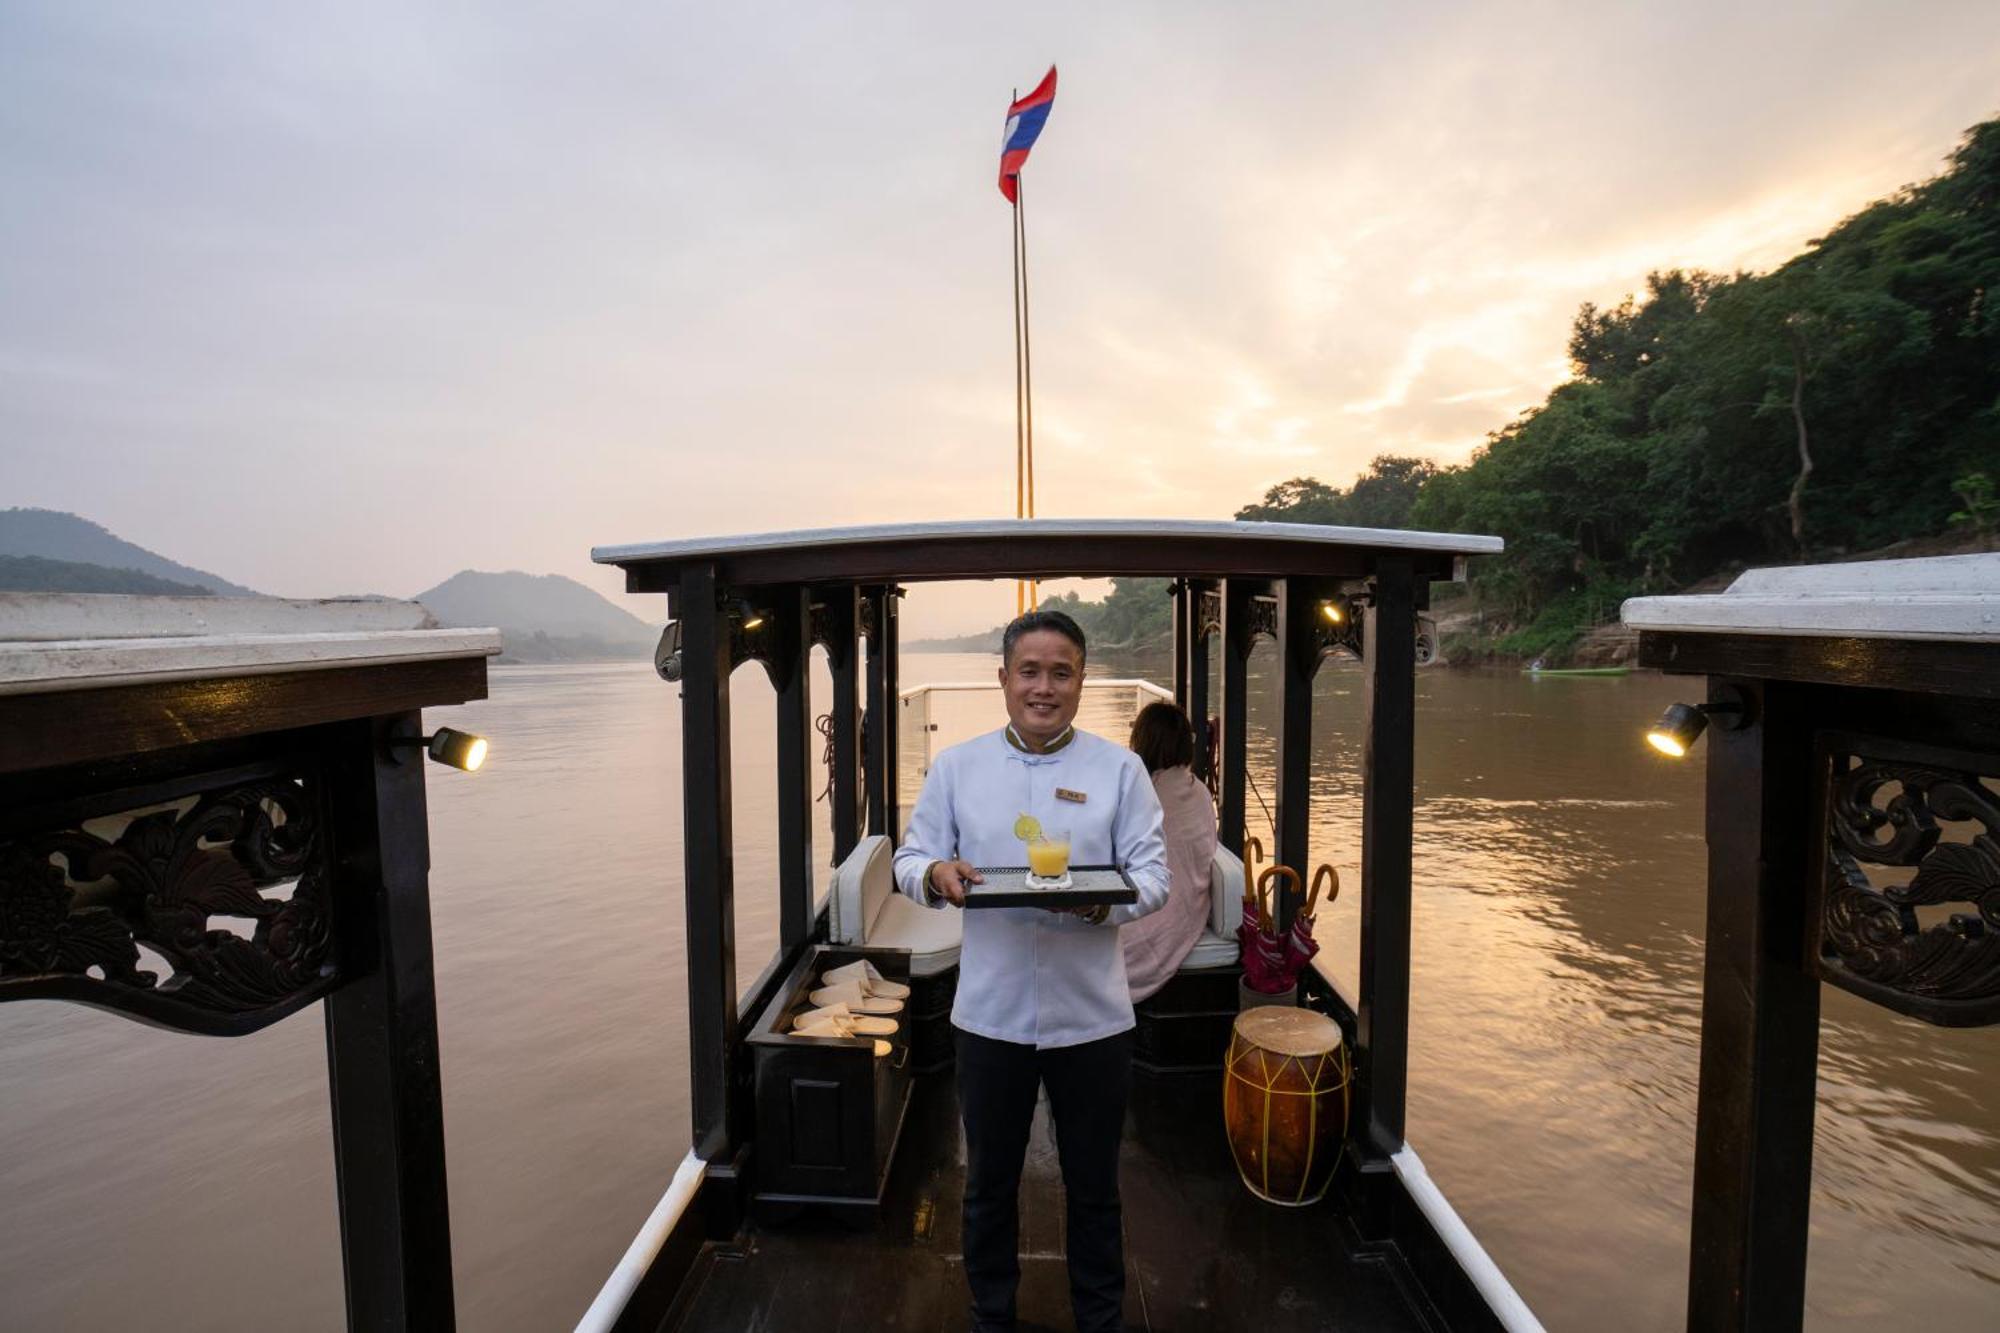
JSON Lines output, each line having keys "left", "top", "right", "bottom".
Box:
{"left": 1234, "top": 456, "right": 1438, "bottom": 529}
{"left": 1239, "top": 112, "right": 2000, "bottom": 653}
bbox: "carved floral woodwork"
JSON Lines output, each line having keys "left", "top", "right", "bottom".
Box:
{"left": 1814, "top": 740, "right": 2000, "bottom": 1027}
{"left": 0, "top": 775, "right": 337, "bottom": 1035}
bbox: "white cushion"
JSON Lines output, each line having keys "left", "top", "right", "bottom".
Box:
{"left": 828, "top": 834, "right": 961, "bottom": 976}
{"left": 1183, "top": 928, "right": 1242, "bottom": 970}
{"left": 1178, "top": 846, "right": 1244, "bottom": 970}
{"left": 868, "top": 891, "right": 963, "bottom": 977}
{"left": 1210, "top": 846, "right": 1245, "bottom": 937}
{"left": 830, "top": 836, "right": 892, "bottom": 946}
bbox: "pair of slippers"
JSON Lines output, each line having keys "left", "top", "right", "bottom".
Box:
{"left": 794, "top": 1004, "right": 896, "bottom": 1058}
{"left": 808, "top": 959, "right": 910, "bottom": 1014}
{"left": 791, "top": 961, "right": 912, "bottom": 1058}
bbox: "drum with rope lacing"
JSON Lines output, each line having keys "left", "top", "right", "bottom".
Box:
{"left": 1222, "top": 1005, "right": 1351, "bottom": 1206}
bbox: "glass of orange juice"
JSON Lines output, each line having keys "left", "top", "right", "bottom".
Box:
{"left": 1026, "top": 829, "right": 1072, "bottom": 881}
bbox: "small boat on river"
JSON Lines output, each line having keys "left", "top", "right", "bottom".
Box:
{"left": 1522, "top": 664, "right": 1630, "bottom": 677}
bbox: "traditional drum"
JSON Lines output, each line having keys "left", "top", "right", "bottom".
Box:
{"left": 1223, "top": 1006, "right": 1351, "bottom": 1206}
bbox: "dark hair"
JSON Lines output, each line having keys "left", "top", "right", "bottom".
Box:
{"left": 1129, "top": 700, "right": 1195, "bottom": 774}
{"left": 1000, "top": 609, "right": 1087, "bottom": 665}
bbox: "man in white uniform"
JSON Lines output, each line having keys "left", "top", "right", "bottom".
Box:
{"left": 895, "top": 610, "right": 1169, "bottom": 1333}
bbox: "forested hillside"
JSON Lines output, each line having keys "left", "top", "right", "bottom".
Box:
{"left": 0, "top": 555, "right": 213, "bottom": 595}
{"left": 1244, "top": 114, "right": 2000, "bottom": 656}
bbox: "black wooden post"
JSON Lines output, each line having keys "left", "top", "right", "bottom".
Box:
{"left": 1686, "top": 678, "right": 1820, "bottom": 1331}
{"left": 824, "top": 588, "right": 862, "bottom": 867}
{"left": 323, "top": 711, "right": 457, "bottom": 1332}
{"left": 863, "top": 585, "right": 900, "bottom": 842}
{"left": 884, "top": 588, "right": 901, "bottom": 837}
{"left": 1218, "top": 580, "right": 1255, "bottom": 855}
{"left": 1272, "top": 578, "right": 1319, "bottom": 931}
{"left": 1355, "top": 557, "right": 1415, "bottom": 1158}
{"left": 1188, "top": 582, "right": 1213, "bottom": 784}
{"left": 773, "top": 585, "right": 815, "bottom": 952}
{"left": 677, "top": 564, "right": 739, "bottom": 1165}
{"left": 1171, "top": 580, "right": 1190, "bottom": 712}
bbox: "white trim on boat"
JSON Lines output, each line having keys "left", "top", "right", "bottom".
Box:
{"left": 1390, "top": 1146, "right": 1545, "bottom": 1333}
{"left": 575, "top": 1151, "right": 707, "bottom": 1333}
{"left": 593, "top": 517, "right": 1505, "bottom": 565}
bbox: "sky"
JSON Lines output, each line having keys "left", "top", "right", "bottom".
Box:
{"left": 3, "top": 2, "right": 1998, "bottom": 635}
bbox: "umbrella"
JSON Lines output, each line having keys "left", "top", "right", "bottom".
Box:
{"left": 1280, "top": 864, "right": 1340, "bottom": 982}
{"left": 1240, "top": 864, "right": 1299, "bottom": 994}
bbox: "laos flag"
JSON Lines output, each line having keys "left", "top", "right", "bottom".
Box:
{"left": 998, "top": 66, "right": 1057, "bottom": 204}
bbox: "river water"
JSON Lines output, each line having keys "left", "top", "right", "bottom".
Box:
{"left": 2, "top": 654, "right": 1995, "bottom": 1329}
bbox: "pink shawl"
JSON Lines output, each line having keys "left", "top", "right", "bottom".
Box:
{"left": 1122, "top": 764, "right": 1217, "bottom": 1003}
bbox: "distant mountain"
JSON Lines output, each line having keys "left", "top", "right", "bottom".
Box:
{"left": 0, "top": 509, "right": 259, "bottom": 596}
{"left": 414, "top": 569, "right": 658, "bottom": 663}
{"left": 0, "top": 554, "right": 214, "bottom": 596}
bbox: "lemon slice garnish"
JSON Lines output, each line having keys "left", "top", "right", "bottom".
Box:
{"left": 1013, "top": 813, "right": 1042, "bottom": 841}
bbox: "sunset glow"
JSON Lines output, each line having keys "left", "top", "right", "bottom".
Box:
{"left": 2, "top": 3, "right": 1996, "bottom": 634}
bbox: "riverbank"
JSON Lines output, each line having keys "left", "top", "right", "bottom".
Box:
{"left": 1438, "top": 527, "right": 1998, "bottom": 667}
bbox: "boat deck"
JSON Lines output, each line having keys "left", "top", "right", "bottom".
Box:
{"left": 658, "top": 1068, "right": 1447, "bottom": 1333}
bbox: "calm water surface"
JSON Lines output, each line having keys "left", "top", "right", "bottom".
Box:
{"left": 1, "top": 655, "right": 1994, "bottom": 1329}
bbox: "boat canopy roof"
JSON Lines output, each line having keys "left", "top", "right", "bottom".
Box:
{"left": 0, "top": 593, "right": 499, "bottom": 697}
{"left": 1622, "top": 552, "right": 2000, "bottom": 643}
{"left": 593, "top": 517, "right": 1504, "bottom": 593}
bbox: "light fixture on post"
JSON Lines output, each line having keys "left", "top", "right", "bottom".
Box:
{"left": 388, "top": 724, "right": 490, "bottom": 772}
{"left": 1644, "top": 686, "right": 1750, "bottom": 758}
{"left": 1308, "top": 594, "right": 1363, "bottom": 664}
{"left": 727, "top": 597, "right": 773, "bottom": 668}
{"left": 655, "top": 620, "right": 685, "bottom": 681}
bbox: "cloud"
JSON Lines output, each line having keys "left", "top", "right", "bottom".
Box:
{"left": 1, "top": 2, "right": 1997, "bottom": 634}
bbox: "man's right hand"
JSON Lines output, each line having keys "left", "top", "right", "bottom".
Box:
{"left": 928, "top": 859, "right": 984, "bottom": 906}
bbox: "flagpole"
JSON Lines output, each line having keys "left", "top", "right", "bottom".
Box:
{"left": 1013, "top": 192, "right": 1025, "bottom": 617}
{"left": 1018, "top": 172, "right": 1038, "bottom": 610}
{"left": 1011, "top": 90, "right": 1026, "bottom": 617}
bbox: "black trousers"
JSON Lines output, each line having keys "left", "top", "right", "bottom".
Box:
{"left": 955, "top": 1025, "right": 1132, "bottom": 1333}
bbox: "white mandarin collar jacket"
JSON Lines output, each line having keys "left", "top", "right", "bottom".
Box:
{"left": 893, "top": 726, "right": 1170, "bottom": 1048}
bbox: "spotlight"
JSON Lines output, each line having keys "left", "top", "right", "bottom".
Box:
{"left": 1318, "top": 600, "right": 1344, "bottom": 626}
{"left": 656, "top": 621, "right": 684, "bottom": 681}
{"left": 730, "top": 598, "right": 770, "bottom": 633}
{"left": 1643, "top": 690, "right": 1749, "bottom": 758}
{"left": 1646, "top": 703, "right": 1706, "bottom": 757}
{"left": 389, "top": 726, "right": 491, "bottom": 772}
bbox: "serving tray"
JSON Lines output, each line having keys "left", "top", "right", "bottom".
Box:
{"left": 961, "top": 864, "right": 1140, "bottom": 910}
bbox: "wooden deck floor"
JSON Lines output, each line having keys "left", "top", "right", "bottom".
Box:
{"left": 660, "top": 1069, "right": 1443, "bottom": 1333}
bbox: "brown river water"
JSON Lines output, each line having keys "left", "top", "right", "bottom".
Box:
{"left": 2, "top": 652, "right": 1995, "bottom": 1329}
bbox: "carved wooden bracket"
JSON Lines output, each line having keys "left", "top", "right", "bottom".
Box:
{"left": 0, "top": 771, "right": 337, "bottom": 1036}
{"left": 1195, "top": 588, "right": 1223, "bottom": 640}
{"left": 1811, "top": 734, "right": 2000, "bottom": 1027}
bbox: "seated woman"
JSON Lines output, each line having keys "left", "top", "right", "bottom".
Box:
{"left": 1122, "top": 701, "right": 1219, "bottom": 1003}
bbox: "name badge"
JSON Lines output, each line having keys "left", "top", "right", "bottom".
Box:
{"left": 1055, "top": 787, "right": 1088, "bottom": 804}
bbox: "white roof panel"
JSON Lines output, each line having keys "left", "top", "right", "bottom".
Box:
{"left": 1622, "top": 553, "right": 2000, "bottom": 643}
{"left": 0, "top": 595, "right": 501, "bottom": 694}
{"left": 592, "top": 517, "right": 1504, "bottom": 567}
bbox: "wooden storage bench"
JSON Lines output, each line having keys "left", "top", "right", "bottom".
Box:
{"left": 746, "top": 945, "right": 915, "bottom": 1222}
